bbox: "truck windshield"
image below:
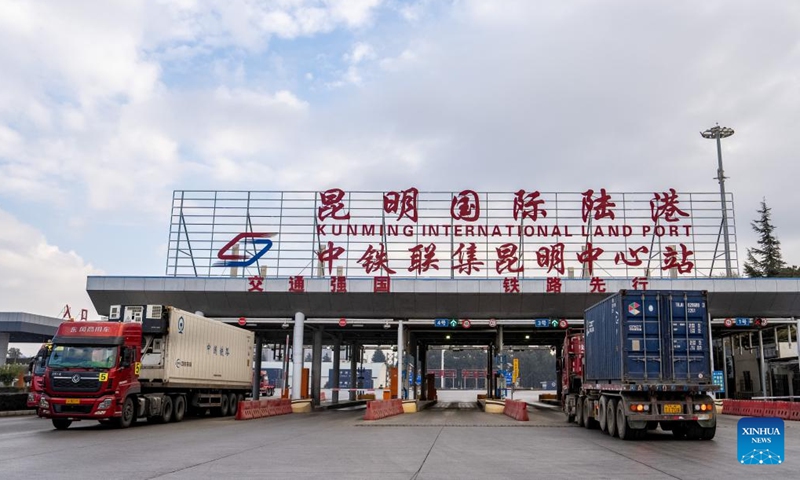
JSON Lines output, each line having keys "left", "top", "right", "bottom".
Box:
{"left": 48, "top": 346, "right": 118, "bottom": 369}
{"left": 32, "top": 346, "right": 50, "bottom": 375}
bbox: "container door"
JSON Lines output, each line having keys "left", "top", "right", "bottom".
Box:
{"left": 666, "top": 292, "right": 710, "bottom": 382}
{"left": 623, "top": 292, "right": 663, "bottom": 381}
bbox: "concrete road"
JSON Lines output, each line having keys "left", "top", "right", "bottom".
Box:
{"left": 0, "top": 400, "right": 797, "bottom": 480}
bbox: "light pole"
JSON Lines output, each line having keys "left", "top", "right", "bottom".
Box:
{"left": 701, "top": 124, "right": 735, "bottom": 277}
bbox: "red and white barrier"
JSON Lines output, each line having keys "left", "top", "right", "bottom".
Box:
{"left": 235, "top": 398, "right": 293, "bottom": 421}
{"left": 721, "top": 399, "right": 800, "bottom": 421}
{"left": 503, "top": 399, "right": 529, "bottom": 421}
{"left": 363, "top": 399, "right": 404, "bottom": 420}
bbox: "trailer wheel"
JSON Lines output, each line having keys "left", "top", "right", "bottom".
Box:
{"left": 228, "top": 393, "right": 239, "bottom": 417}
{"left": 160, "top": 396, "right": 173, "bottom": 423}
{"left": 701, "top": 425, "right": 716, "bottom": 440}
{"left": 598, "top": 396, "right": 608, "bottom": 432}
{"left": 172, "top": 395, "right": 186, "bottom": 423}
{"left": 606, "top": 398, "right": 618, "bottom": 437}
{"left": 219, "top": 393, "right": 230, "bottom": 417}
{"left": 576, "top": 398, "right": 585, "bottom": 427}
{"left": 616, "top": 401, "right": 637, "bottom": 440}
{"left": 583, "top": 399, "right": 598, "bottom": 429}
{"left": 52, "top": 418, "right": 72, "bottom": 430}
{"left": 114, "top": 396, "right": 135, "bottom": 429}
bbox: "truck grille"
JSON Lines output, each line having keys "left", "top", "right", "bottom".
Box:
{"left": 53, "top": 404, "right": 93, "bottom": 414}
{"left": 50, "top": 373, "right": 101, "bottom": 393}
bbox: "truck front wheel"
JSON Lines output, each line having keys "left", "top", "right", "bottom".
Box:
{"left": 114, "top": 396, "right": 135, "bottom": 429}
{"left": 52, "top": 418, "right": 72, "bottom": 430}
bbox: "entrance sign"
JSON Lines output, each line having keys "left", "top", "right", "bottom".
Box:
{"left": 167, "top": 189, "right": 738, "bottom": 280}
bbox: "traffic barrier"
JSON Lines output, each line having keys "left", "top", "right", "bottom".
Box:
{"left": 774, "top": 402, "right": 791, "bottom": 420}
{"left": 751, "top": 401, "right": 765, "bottom": 417}
{"left": 763, "top": 402, "right": 779, "bottom": 418}
{"left": 721, "top": 399, "right": 733, "bottom": 415}
{"left": 503, "top": 399, "right": 529, "bottom": 421}
{"left": 790, "top": 403, "right": 800, "bottom": 421}
{"left": 235, "top": 398, "right": 293, "bottom": 421}
{"left": 363, "top": 399, "right": 404, "bottom": 420}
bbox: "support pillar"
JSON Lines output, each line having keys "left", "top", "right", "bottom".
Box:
{"left": 411, "top": 339, "right": 418, "bottom": 400}
{"left": 312, "top": 327, "right": 323, "bottom": 406}
{"left": 397, "top": 320, "right": 405, "bottom": 399}
{"left": 486, "top": 344, "right": 494, "bottom": 399}
{"left": 350, "top": 342, "right": 358, "bottom": 401}
{"left": 252, "top": 335, "right": 262, "bottom": 399}
{"left": 420, "top": 344, "right": 427, "bottom": 400}
{"left": 721, "top": 337, "right": 729, "bottom": 399}
{"left": 332, "top": 336, "right": 341, "bottom": 403}
{"left": 0, "top": 333, "right": 9, "bottom": 366}
{"left": 758, "top": 329, "right": 768, "bottom": 397}
{"left": 291, "top": 312, "right": 305, "bottom": 400}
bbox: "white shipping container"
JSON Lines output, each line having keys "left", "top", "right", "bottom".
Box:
{"left": 140, "top": 308, "right": 254, "bottom": 389}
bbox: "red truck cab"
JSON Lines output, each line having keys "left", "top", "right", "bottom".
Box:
{"left": 26, "top": 342, "right": 52, "bottom": 408}
{"left": 38, "top": 321, "right": 142, "bottom": 430}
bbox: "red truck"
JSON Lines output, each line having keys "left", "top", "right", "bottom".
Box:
{"left": 38, "top": 305, "right": 254, "bottom": 430}
{"left": 26, "top": 342, "right": 52, "bottom": 408}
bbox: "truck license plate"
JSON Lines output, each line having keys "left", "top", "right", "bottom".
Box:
{"left": 663, "top": 404, "right": 681, "bottom": 414}
{"left": 66, "top": 399, "right": 80, "bottom": 405}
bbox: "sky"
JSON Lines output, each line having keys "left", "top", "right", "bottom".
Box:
{"left": 2, "top": 1, "right": 800, "bottom": 353}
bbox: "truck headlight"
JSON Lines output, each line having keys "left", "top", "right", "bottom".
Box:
{"left": 98, "top": 398, "right": 113, "bottom": 410}
{"left": 39, "top": 397, "right": 49, "bottom": 408}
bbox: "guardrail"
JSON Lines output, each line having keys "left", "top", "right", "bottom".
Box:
{"left": 235, "top": 398, "right": 293, "bottom": 420}
{"left": 721, "top": 400, "right": 800, "bottom": 421}
{"left": 503, "top": 399, "right": 529, "bottom": 421}
{"left": 364, "top": 399, "right": 404, "bottom": 420}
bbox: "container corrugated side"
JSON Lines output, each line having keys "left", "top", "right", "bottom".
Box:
{"left": 585, "top": 290, "right": 712, "bottom": 386}
{"left": 161, "top": 309, "right": 254, "bottom": 388}
{"left": 584, "top": 293, "right": 622, "bottom": 383}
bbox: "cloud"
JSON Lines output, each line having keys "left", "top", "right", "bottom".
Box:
{"left": 0, "top": 208, "right": 102, "bottom": 317}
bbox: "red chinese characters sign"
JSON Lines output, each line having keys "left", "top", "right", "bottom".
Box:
{"left": 170, "top": 188, "right": 736, "bottom": 280}
{"left": 310, "top": 188, "right": 701, "bottom": 278}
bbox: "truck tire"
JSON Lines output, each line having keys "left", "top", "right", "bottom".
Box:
{"left": 228, "top": 393, "right": 239, "bottom": 417}
{"left": 172, "top": 395, "right": 186, "bottom": 423}
{"left": 114, "top": 396, "right": 136, "bottom": 429}
{"left": 701, "top": 425, "right": 716, "bottom": 440}
{"left": 616, "top": 401, "right": 636, "bottom": 440}
{"left": 52, "top": 418, "right": 72, "bottom": 430}
{"left": 606, "top": 398, "right": 618, "bottom": 437}
{"left": 598, "top": 396, "right": 608, "bottom": 432}
{"left": 583, "top": 399, "right": 598, "bottom": 429}
{"left": 576, "top": 397, "right": 585, "bottom": 427}
{"left": 161, "top": 396, "right": 173, "bottom": 423}
{"left": 219, "top": 393, "right": 230, "bottom": 417}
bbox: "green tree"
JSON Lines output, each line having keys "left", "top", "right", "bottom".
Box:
{"left": 0, "top": 364, "right": 26, "bottom": 386}
{"left": 371, "top": 349, "right": 386, "bottom": 363}
{"left": 6, "top": 348, "right": 23, "bottom": 362}
{"left": 743, "top": 199, "right": 786, "bottom": 277}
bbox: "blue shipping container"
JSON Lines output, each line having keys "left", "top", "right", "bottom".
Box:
{"left": 584, "top": 290, "right": 712, "bottom": 386}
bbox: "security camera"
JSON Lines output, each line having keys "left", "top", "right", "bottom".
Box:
{"left": 383, "top": 321, "right": 391, "bottom": 329}
{"left": 281, "top": 322, "right": 289, "bottom": 329}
